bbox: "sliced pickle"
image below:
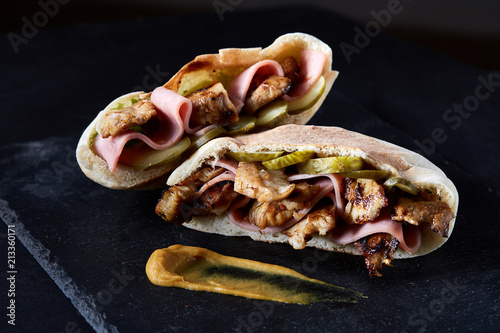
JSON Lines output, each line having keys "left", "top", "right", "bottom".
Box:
{"left": 226, "top": 115, "right": 256, "bottom": 135}
{"left": 383, "top": 177, "right": 419, "bottom": 195}
{"left": 184, "top": 126, "right": 227, "bottom": 157}
{"left": 120, "top": 136, "right": 191, "bottom": 170}
{"left": 262, "top": 151, "right": 316, "bottom": 171}
{"left": 287, "top": 75, "right": 326, "bottom": 114}
{"left": 339, "top": 170, "right": 391, "bottom": 180}
{"left": 255, "top": 99, "right": 288, "bottom": 128}
{"left": 227, "top": 151, "right": 284, "bottom": 162}
{"left": 297, "top": 156, "right": 364, "bottom": 175}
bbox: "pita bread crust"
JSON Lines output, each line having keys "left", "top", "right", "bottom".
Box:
{"left": 168, "top": 125, "right": 459, "bottom": 259}
{"left": 76, "top": 33, "right": 336, "bottom": 189}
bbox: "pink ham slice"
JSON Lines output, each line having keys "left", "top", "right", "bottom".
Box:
{"left": 227, "top": 50, "right": 327, "bottom": 111}
{"left": 93, "top": 87, "right": 206, "bottom": 172}
{"left": 329, "top": 208, "right": 421, "bottom": 254}
{"left": 194, "top": 171, "right": 236, "bottom": 201}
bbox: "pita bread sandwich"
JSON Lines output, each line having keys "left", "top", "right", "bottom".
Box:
{"left": 155, "top": 125, "right": 458, "bottom": 276}
{"left": 76, "top": 33, "right": 338, "bottom": 189}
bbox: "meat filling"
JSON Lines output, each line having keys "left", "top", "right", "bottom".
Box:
{"left": 287, "top": 204, "right": 337, "bottom": 250}
{"left": 244, "top": 75, "right": 291, "bottom": 114}
{"left": 392, "top": 197, "right": 454, "bottom": 237}
{"left": 100, "top": 100, "right": 157, "bottom": 138}
{"left": 343, "top": 178, "right": 388, "bottom": 224}
{"left": 355, "top": 233, "right": 399, "bottom": 277}
{"left": 187, "top": 81, "right": 239, "bottom": 126}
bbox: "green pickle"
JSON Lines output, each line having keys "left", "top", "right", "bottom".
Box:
{"left": 383, "top": 177, "right": 419, "bottom": 195}
{"left": 262, "top": 151, "right": 316, "bottom": 171}
{"left": 226, "top": 115, "right": 256, "bottom": 135}
{"left": 227, "top": 151, "right": 284, "bottom": 162}
{"left": 297, "top": 156, "right": 364, "bottom": 174}
{"left": 185, "top": 126, "right": 227, "bottom": 156}
{"left": 339, "top": 170, "right": 391, "bottom": 180}
{"left": 287, "top": 76, "right": 326, "bottom": 114}
{"left": 255, "top": 99, "right": 288, "bottom": 128}
{"left": 121, "top": 136, "right": 191, "bottom": 170}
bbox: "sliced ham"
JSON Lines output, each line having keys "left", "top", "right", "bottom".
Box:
{"left": 93, "top": 87, "right": 207, "bottom": 172}
{"left": 209, "top": 158, "right": 239, "bottom": 174}
{"left": 194, "top": 171, "right": 236, "bottom": 201}
{"left": 283, "top": 50, "right": 327, "bottom": 102}
{"left": 329, "top": 208, "right": 421, "bottom": 254}
{"left": 288, "top": 173, "right": 344, "bottom": 213}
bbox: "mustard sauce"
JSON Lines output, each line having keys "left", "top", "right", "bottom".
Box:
{"left": 146, "top": 244, "right": 365, "bottom": 304}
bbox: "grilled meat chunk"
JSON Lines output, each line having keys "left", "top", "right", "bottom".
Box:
{"left": 247, "top": 181, "right": 319, "bottom": 230}
{"left": 392, "top": 197, "right": 454, "bottom": 237}
{"left": 244, "top": 75, "right": 291, "bottom": 114}
{"left": 155, "top": 185, "right": 196, "bottom": 223}
{"left": 343, "top": 178, "right": 388, "bottom": 224}
{"left": 155, "top": 167, "right": 225, "bottom": 222}
{"left": 195, "top": 181, "right": 239, "bottom": 215}
{"left": 355, "top": 233, "right": 399, "bottom": 277}
{"left": 187, "top": 81, "right": 239, "bottom": 126}
{"left": 234, "top": 162, "right": 295, "bottom": 203}
{"left": 287, "top": 205, "right": 337, "bottom": 250}
{"left": 280, "top": 56, "right": 300, "bottom": 84}
{"left": 100, "top": 100, "right": 157, "bottom": 138}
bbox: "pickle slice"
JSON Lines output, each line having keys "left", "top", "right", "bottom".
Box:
{"left": 297, "top": 156, "right": 364, "bottom": 174}
{"left": 227, "top": 151, "right": 284, "bottom": 162}
{"left": 262, "top": 151, "right": 316, "bottom": 171}
{"left": 255, "top": 99, "right": 288, "bottom": 128}
{"left": 287, "top": 75, "right": 326, "bottom": 114}
{"left": 339, "top": 170, "right": 391, "bottom": 180}
{"left": 383, "top": 177, "right": 419, "bottom": 195}
{"left": 120, "top": 136, "right": 191, "bottom": 170}
{"left": 226, "top": 115, "right": 256, "bottom": 135}
{"left": 185, "top": 126, "right": 227, "bottom": 157}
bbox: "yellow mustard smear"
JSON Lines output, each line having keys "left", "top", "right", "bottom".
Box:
{"left": 146, "top": 244, "right": 365, "bottom": 304}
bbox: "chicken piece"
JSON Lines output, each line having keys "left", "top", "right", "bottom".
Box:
{"left": 343, "top": 178, "right": 388, "bottom": 224}
{"left": 155, "top": 167, "right": 225, "bottom": 222}
{"left": 279, "top": 56, "right": 300, "bottom": 84}
{"left": 155, "top": 185, "right": 197, "bottom": 223}
{"left": 246, "top": 182, "right": 319, "bottom": 230}
{"left": 100, "top": 100, "right": 157, "bottom": 138}
{"left": 392, "top": 197, "right": 454, "bottom": 237}
{"left": 234, "top": 162, "right": 295, "bottom": 203}
{"left": 244, "top": 75, "right": 291, "bottom": 114}
{"left": 287, "top": 205, "right": 337, "bottom": 250}
{"left": 187, "top": 81, "right": 239, "bottom": 126}
{"left": 195, "top": 181, "right": 240, "bottom": 215}
{"left": 355, "top": 233, "right": 399, "bottom": 277}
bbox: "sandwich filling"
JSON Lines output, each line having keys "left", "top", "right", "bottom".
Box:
{"left": 90, "top": 50, "right": 328, "bottom": 172}
{"left": 155, "top": 152, "right": 454, "bottom": 276}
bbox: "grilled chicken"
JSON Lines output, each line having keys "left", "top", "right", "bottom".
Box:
{"left": 244, "top": 75, "right": 291, "bottom": 114}
{"left": 155, "top": 167, "right": 225, "bottom": 222}
{"left": 247, "top": 181, "right": 318, "bottom": 230}
{"left": 100, "top": 100, "right": 157, "bottom": 138}
{"left": 355, "top": 233, "right": 399, "bottom": 277}
{"left": 287, "top": 205, "right": 337, "bottom": 250}
{"left": 187, "top": 81, "right": 239, "bottom": 126}
{"left": 343, "top": 178, "right": 388, "bottom": 224}
{"left": 392, "top": 197, "right": 454, "bottom": 237}
{"left": 280, "top": 56, "right": 300, "bottom": 84}
{"left": 234, "top": 162, "right": 295, "bottom": 203}
{"left": 195, "top": 181, "right": 239, "bottom": 215}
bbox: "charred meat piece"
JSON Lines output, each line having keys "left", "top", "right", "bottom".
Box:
{"left": 234, "top": 162, "right": 295, "bottom": 203}
{"left": 195, "top": 181, "right": 240, "bottom": 215}
{"left": 287, "top": 204, "right": 337, "bottom": 250}
{"left": 279, "top": 56, "right": 300, "bottom": 84}
{"left": 343, "top": 178, "right": 388, "bottom": 224}
{"left": 155, "top": 167, "right": 225, "bottom": 222}
{"left": 355, "top": 233, "right": 399, "bottom": 277}
{"left": 244, "top": 75, "right": 291, "bottom": 114}
{"left": 392, "top": 197, "right": 454, "bottom": 237}
{"left": 187, "top": 81, "right": 239, "bottom": 126}
{"left": 100, "top": 100, "right": 157, "bottom": 138}
{"left": 155, "top": 185, "right": 197, "bottom": 223}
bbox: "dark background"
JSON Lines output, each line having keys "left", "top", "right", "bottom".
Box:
{"left": 1, "top": 2, "right": 499, "bottom": 333}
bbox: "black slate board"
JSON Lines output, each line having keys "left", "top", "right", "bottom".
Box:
{"left": 1, "top": 6, "right": 500, "bottom": 333}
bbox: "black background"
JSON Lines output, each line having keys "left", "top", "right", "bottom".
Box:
{"left": 1, "top": 5, "right": 499, "bottom": 333}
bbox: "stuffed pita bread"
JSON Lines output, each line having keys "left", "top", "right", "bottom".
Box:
{"left": 76, "top": 33, "right": 338, "bottom": 189}
{"left": 156, "top": 125, "right": 458, "bottom": 276}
